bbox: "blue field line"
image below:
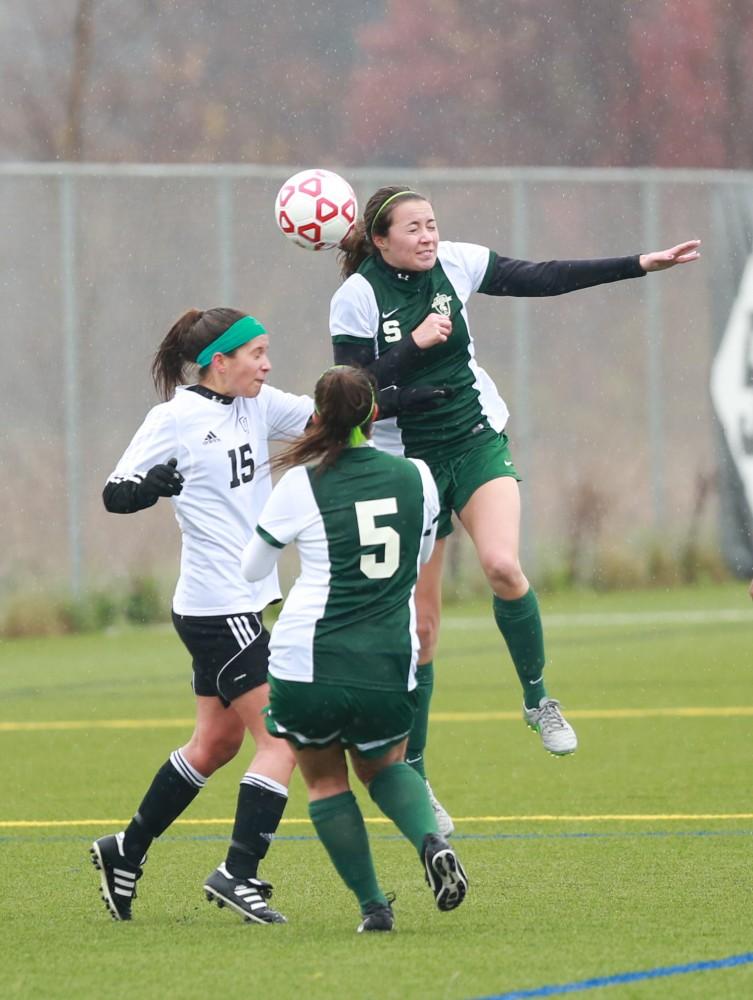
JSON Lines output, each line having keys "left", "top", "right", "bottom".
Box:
{"left": 473, "top": 951, "right": 753, "bottom": 999}
{"left": 4, "top": 827, "right": 753, "bottom": 845}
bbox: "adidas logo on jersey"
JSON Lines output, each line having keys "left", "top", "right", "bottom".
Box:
{"left": 203, "top": 431, "right": 221, "bottom": 445}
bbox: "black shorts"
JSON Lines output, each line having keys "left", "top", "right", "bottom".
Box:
{"left": 171, "top": 610, "right": 270, "bottom": 707}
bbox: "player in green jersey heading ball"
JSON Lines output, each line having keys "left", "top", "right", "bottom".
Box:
{"left": 330, "top": 185, "right": 701, "bottom": 834}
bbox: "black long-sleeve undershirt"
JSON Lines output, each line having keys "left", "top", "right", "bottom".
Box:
{"left": 334, "top": 335, "right": 425, "bottom": 388}
{"left": 480, "top": 253, "right": 644, "bottom": 297}
{"left": 102, "top": 478, "right": 158, "bottom": 514}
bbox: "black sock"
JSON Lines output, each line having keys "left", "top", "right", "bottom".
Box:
{"left": 225, "top": 773, "right": 288, "bottom": 880}
{"left": 122, "top": 750, "right": 206, "bottom": 864}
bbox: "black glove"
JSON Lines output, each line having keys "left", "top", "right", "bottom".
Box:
{"left": 138, "top": 457, "right": 184, "bottom": 503}
{"left": 376, "top": 384, "right": 454, "bottom": 418}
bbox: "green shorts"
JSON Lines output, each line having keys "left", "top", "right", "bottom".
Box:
{"left": 428, "top": 431, "right": 521, "bottom": 539}
{"left": 265, "top": 675, "right": 418, "bottom": 759}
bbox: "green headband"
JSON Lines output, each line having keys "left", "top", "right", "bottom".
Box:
{"left": 195, "top": 315, "right": 267, "bottom": 367}
{"left": 314, "top": 365, "right": 376, "bottom": 445}
{"left": 370, "top": 190, "right": 420, "bottom": 238}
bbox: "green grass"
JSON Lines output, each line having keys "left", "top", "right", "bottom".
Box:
{"left": 2, "top": 582, "right": 753, "bottom": 999}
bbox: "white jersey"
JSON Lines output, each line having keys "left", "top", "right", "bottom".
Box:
{"left": 108, "top": 384, "right": 312, "bottom": 616}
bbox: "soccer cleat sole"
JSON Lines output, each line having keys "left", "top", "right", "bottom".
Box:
{"left": 426, "top": 849, "right": 468, "bottom": 912}
{"left": 203, "top": 884, "right": 287, "bottom": 925}
{"left": 90, "top": 843, "right": 130, "bottom": 922}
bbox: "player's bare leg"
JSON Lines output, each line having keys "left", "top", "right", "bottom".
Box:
{"left": 460, "top": 477, "right": 577, "bottom": 755}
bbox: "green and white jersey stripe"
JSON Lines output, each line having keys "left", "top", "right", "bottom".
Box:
{"left": 330, "top": 241, "right": 509, "bottom": 461}
{"left": 256, "top": 447, "right": 439, "bottom": 691}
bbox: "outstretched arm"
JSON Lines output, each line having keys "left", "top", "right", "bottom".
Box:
{"left": 480, "top": 240, "right": 701, "bottom": 297}
{"left": 639, "top": 240, "right": 701, "bottom": 272}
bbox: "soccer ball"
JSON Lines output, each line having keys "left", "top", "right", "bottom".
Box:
{"left": 274, "top": 168, "right": 358, "bottom": 251}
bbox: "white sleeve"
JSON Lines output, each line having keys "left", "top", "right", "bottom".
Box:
{"left": 438, "top": 241, "right": 492, "bottom": 295}
{"left": 257, "top": 386, "right": 313, "bottom": 442}
{"left": 107, "top": 405, "right": 179, "bottom": 484}
{"left": 240, "top": 467, "right": 313, "bottom": 582}
{"left": 240, "top": 532, "right": 281, "bottom": 582}
{"left": 410, "top": 459, "right": 440, "bottom": 564}
{"left": 329, "top": 274, "right": 380, "bottom": 342}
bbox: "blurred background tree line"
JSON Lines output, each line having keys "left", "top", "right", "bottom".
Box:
{"left": 3, "top": 0, "right": 751, "bottom": 168}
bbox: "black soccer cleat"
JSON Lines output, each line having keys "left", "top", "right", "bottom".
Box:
{"left": 90, "top": 831, "right": 144, "bottom": 921}
{"left": 421, "top": 833, "right": 468, "bottom": 912}
{"left": 203, "top": 864, "right": 287, "bottom": 924}
{"left": 357, "top": 893, "right": 396, "bottom": 933}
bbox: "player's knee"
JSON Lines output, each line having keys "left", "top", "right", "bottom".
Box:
{"left": 416, "top": 613, "right": 440, "bottom": 659}
{"left": 187, "top": 732, "right": 243, "bottom": 775}
{"left": 483, "top": 553, "right": 525, "bottom": 592}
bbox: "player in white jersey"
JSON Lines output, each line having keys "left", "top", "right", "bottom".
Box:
{"left": 90, "top": 307, "right": 313, "bottom": 924}
{"left": 331, "top": 185, "right": 701, "bottom": 833}
{"left": 240, "top": 365, "right": 467, "bottom": 932}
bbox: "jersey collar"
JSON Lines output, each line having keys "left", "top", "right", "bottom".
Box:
{"left": 185, "top": 384, "right": 235, "bottom": 405}
{"left": 372, "top": 252, "right": 430, "bottom": 290}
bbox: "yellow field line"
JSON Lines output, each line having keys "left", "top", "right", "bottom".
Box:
{"left": 4, "top": 813, "right": 753, "bottom": 829}
{"left": 434, "top": 707, "right": 753, "bottom": 721}
{"left": 3, "top": 706, "right": 753, "bottom": 733}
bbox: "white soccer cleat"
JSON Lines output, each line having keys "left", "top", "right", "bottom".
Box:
{"left": 425, "top": 780, "right": 455, "bottom": 838}
{"left": 523, "top": 697, "right": 578, "bottom": 756}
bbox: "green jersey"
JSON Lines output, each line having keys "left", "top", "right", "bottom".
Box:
{"left": 330, "top": 241, "right": 507, "bottom": 462}
{"left": 249, "top": 446, "right": 439, "bottom": 692}
{"left": 330, "top": 241, "right": 644, "bottom": 463}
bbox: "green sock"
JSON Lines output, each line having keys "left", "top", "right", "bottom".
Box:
{"left": 369, "top": 762, "right": 438, "bottom": 854}
{"left": 308, "top": 791, "right": 386, "bottom": 910}
{"left": 406, "top": 661, "right": 434, "bottom": 780}
{"left": 493, "top": 588, "right": 547, "bottom": 709}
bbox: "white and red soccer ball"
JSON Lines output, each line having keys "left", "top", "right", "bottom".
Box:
{"left": 274, "top": 168, "right": 357, "bottom": 251}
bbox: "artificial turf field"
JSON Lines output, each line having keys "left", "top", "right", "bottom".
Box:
{"left": 2, "top": 582, "right": 753, "bottom": 1000}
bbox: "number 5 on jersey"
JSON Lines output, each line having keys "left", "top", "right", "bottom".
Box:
{"left": 355, "top": 498, "right": 399, "bottom": 579}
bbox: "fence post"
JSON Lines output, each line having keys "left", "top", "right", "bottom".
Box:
{"left": 642, "top": 178, "right": 665, "bottom": 532}
{"left": 217, "top": 174, "right": 235, "bottom": 304}
{"left": 60, "top": 173, "right": 82, "bottom": 596}
{"left": 512, "top": 176, "right": 534, "bottom": 570}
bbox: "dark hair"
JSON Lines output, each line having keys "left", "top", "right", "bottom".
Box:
{"left": 337, "top": 185, "right": 429, "bottom": 280}
{"left": 151, "top": 307, "right": 246, "bottom": 400}
{"left": 272, "top": 366, "right": 377, "bottom": 473}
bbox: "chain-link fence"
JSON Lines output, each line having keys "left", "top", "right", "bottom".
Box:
{"left": 2, "top": 163, "right": 748, "bottom": 601}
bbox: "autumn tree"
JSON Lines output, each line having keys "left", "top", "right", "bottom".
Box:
{"left": 343, "top": 0, "right": 753, "bottom": 169}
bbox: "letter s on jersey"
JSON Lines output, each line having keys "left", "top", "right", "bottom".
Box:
{"left": 382, "top": 319, "right": 402, "bottom": 343}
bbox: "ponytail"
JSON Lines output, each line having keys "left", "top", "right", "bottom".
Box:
{"left": 272, "top": 366, "right": 377, "bottom": 473}
{"left": 337, "top": 219, "right": 370, "bottom": 280}
{"left": 151, "top": 306, "right": 245, "bottom": 400}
